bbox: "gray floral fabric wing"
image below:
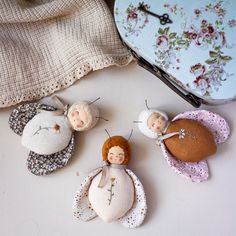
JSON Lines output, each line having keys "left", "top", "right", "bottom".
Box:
{"left": 73, "top": 168, "right": 102, "bottom": 221}
{"left": 119, "top": 169, "right": 147, "bottom": 228}
{"left": 9, "top": 102, "right": 56, "bottom": 136}
{"left": 27, "top": 134, "right": 75, "bottom": 176}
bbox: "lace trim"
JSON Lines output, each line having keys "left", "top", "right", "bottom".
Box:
{"left": 0, "top": 54, "right": 133, "bottom": 108}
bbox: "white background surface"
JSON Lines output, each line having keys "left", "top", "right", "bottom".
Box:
{"left": 0, "top": 62, "right": 236, "bottom": 236}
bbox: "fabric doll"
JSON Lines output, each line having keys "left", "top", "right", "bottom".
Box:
{"left": 135, "top": 101, "right": 230, "bottom": 182}
{"left": 9, "top": 96, "right": 102, "bottom": 176}
{"left": 73, "top": 134, "right": 147, "bottom": 228}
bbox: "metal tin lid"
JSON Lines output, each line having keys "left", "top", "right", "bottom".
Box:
{"left": 114, "top": 0, "right": 236, "bottom": 102}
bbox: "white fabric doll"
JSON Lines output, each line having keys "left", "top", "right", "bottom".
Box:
{"left": 73, "top": 134, "right": 147, "bottom": 228}
{"left": 9, "top": 96, "right": 102, "bottom": 175}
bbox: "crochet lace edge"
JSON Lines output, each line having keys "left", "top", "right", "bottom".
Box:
{"left": 0, "top": 54, "right": 133, "bottom": 108}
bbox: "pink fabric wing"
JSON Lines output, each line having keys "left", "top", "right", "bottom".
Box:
{"left": 161, "top": 143, "right": 209, "bottom": 182}
{"left": 160, "top": 110, "right": 230, "bottom": 182}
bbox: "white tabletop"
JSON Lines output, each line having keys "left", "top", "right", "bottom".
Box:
{"left": 0, "top": 62, "right": 235, "bottom": 236}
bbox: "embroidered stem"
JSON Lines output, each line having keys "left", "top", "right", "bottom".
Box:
{"left": 33, "top": 124, "right": 60, "bottom": 136}
{"left": 107, "top": 178, "right": 116, "bottom": 206}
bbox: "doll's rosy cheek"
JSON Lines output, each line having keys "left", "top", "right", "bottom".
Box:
{"left": 71, "top": 112, "right": 76, "bottom": 117}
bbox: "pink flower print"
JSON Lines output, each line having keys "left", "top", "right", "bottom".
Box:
{"left": 201, "top": 28, "right": 208, "bottom": 34}
{"left": 193, "top": 75, "right": 211, "bottom": 94}
{"left": 191, "top": 33, "right": 198, "bottom": 39}
{"left": 207, "top": 25, "right": 214, "bottom": 34}
{"left": 156, "top": 35, "right": 169, "bottom": 49}
{"left": 194, "top": 9, "right": 201, "bottom": 17}
{"left": 127, "top": 9, "right": 138, "bottom": 20}
{"left": 190, "top": 63, "right": 206, "bottom": 76}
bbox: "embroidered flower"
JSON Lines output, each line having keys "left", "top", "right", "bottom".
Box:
{"left": 53, "top": 124, "right": 60, "bottom": 133}
{"left": 179, "top": 129, "right": 186, "bottom": 139}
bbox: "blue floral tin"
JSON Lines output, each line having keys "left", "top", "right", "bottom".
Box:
{"left": 114, "top": 0, "right": 236, "bottom": 107}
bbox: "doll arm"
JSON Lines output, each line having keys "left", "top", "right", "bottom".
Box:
{"left": 119, "top": 169, "right": 147, "bottom": 228}
{"left": 9, "top": 102, "right": 56, "bottom": 136}
{"left": 172, "top": 110, "right": 230, "bottom": 145}
{"left": 72, "top": 168, "right": 102, "bottom": 221}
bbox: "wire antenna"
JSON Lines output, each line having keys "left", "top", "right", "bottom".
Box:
{"left": 105, "top": 129, "right": 111, "bottom": 139}
{"left": 96, "top": 117, "right": 109, "bottom": 121}
{"left": 89, "top": 97, "right": 101, "bottom": 105}
{"left": 145, "top": 99, "right": 150, "bottom": 110}
{"left": 127, "top": 129, "right": 133, "bottom": 141}
{"left": 133, "top": 120, "right": 142, "bottom": 123}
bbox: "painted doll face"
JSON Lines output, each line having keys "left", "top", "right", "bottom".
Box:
{"left": 68, "top": 107, "right": 89, "bottom": 131}
{"left": 147, "top": 112, "right": 167, "bottom": 133}
{"left": 107, "top": 146, "right": 125, "bottom": 165}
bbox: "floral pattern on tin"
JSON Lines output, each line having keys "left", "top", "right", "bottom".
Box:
{"left": 115, "top": 2, "right": 150, "bottom": 37}
{"left": 154, "top": 0, "right": 236, "bottom": 96}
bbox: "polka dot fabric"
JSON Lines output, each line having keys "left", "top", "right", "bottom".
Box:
{"left": 8, "top": 102, "right": 76, "bottom": 176}
{"left": 27, "top": 134, "right": 75, "bottom": 176}
{"left": 73, "top": 168, "right": 147, "bottom": 228}
{"left": 9, "top": 102, "right": 55, "bottom": 136}
{"left": 160, "top": 110, "right": 230, "bottom": 182}
{"left": 73, "top": 168, "right": 102, "bottom": 221}
{"left": 119, "top": 169, "right": 147, "bottom": 228}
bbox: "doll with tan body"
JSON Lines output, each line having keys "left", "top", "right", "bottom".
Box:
{"left": 73, "top": 135, "right": 147, "bottom": 228}
{"left": 136, "top": 101, "right": 230, "bottom": 182}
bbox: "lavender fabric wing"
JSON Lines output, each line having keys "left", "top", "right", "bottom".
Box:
{"left": 160, "top": 143, "right": 209, "bottom": 182}
{"left": 119, "top": 169, "right": 147, "bottom": 228}
{"left": 160, "top": 110, "right": 230, "bottom": 182}
{"left": 73, "top": 168, "right": 102, "bottom": 221}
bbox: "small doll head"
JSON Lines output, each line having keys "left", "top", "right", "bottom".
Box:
{"left": 102, "top": 136, "right": 131, "bottom": 165}
{"left": 137, "top": 109, "right": 168, "bottom": 139}
{"left": 67, "top": 101, "right": 99, "bottom": 131}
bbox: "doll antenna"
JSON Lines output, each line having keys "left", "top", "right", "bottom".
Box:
{"left": 88, "top": 97, "right": 100, "bottom": 105}
{"left": 145, "top": 99, "right": 150, "bottom": 110}
{"left": 105, "top": 129, "right": 111, "bottom": 139}
{"left": 128, "top": 129, "right": 133, "bottom": 141}
{"left": 96, "top": 116, "right": 109, "bottom": 121}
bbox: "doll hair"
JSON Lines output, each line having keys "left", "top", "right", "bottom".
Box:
{"left": 102, "top": 136, "right": 131, "bottom": 165}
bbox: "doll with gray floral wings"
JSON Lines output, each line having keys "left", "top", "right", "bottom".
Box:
{"left": 9, "top": 96, "right": 102, "bottom": 176}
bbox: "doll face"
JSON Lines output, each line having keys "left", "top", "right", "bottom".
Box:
{"left": 68, "top": 107, "right": 89, "bottom": 130}
{"left": 107, "top": 146, "right": 125, "bottom": 165}
{"left": 147, "top": 112, "right": 167, "bottom": 133}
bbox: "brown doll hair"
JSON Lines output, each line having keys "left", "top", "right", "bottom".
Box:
{"left": 102, "top": 136, "right": 131, "bottom": 165}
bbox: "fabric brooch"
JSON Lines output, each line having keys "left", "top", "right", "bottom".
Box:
{"left": 73, "top": 133, "right": 147, "bottom": 228}
{"left": 9, "top": 96, "right": 103, "bottom": 176}
{"left": 135, "top": 101, "right": 230, "bottom": 182}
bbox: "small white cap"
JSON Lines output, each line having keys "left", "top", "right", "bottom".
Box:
{"left": 138, "top": 109, "right": 168, "bottom": 139}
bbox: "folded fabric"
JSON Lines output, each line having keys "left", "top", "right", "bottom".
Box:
{"left": 0, "top": 0, "right": 132, "bottom": 108}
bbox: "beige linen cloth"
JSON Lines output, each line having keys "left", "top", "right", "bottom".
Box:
{"left": 0, "top": 0, "right": 132, "bottom": 108}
